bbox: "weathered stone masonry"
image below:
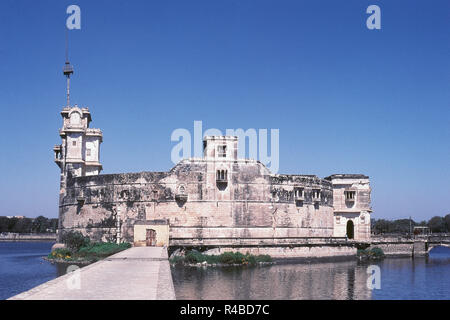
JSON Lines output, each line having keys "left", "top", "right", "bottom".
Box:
{"left": 54, "top": 107, "right": 372, "bottom": 251}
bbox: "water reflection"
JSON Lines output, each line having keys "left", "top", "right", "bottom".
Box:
{"left": 172, "top": 261, "right": 373, "bottom": 300}
{"left": 172, "top": 247, "right": 450, "bottom": 300}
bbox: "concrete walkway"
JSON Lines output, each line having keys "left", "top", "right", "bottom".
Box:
{"left": 9, "top": 247, "right": 176, "bottom": 300}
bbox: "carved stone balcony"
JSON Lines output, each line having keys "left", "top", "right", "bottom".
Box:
{"left": 344, "top": 190, "right": 356, "bottom": 203}
{"left": 175, "top": 194, "right": 188, "bottom": 202}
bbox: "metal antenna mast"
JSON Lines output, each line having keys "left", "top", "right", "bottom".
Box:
{"left": 63, "top": 28, "right": 74, "bottom": 106}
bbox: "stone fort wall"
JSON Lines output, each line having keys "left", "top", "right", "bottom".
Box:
{"left": 59, "top": 159, "right": 336, "bottom": 244}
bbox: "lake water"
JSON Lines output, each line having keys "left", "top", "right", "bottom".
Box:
{"left": 1, "top": 242, "right": 449, "bottom": 300}
{"left": 0, "top": 241, "right": 63, "bottom": 300}
{"left": 172, "top": 246, "right": 450, "bottom": 300}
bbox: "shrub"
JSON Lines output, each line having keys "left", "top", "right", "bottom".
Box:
{"left": 78, "top": 242, "right": 131, "bottom": 258}
{"left": 369, "top": 247, "right": 385, "bottom": 259}
{"left": 246, "top": 254, "right": 256, "bottom": 266}
{"left": 170, "top": 256, "right": 186, "bottom": 265}
{"left": 357, "top": 249, "right": 368, "bottom": 256}
{"left": 185, "top": 250, "right": 206, "bottom": 263}
{"left": 61, "top": 231, "right": 90, "bottom": 252}
{"left": 357, "top": 247, "right": 385, "bottom": 260}
{"left": 49, "top": 248, "right": 73, "bottom": 259}
{"left": 179, "top": 250, "right": 273, "bottom": 266}
{"left": 255, "top": 254, "right": 272, "bottom": 263}
{"left": 219, "top": 251, "right": 238, "bottom": 264}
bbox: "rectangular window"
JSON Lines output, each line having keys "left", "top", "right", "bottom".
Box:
{"left": 72, "top": 140, "right": 76, "bottom": 146}
{"left": 345, "top": 191, "right": 356, "bottom": 201}
{"left": 312, "top": 189, "right": 321, "bottom": 199}
{"left": 86, "top": 148, "right": 91, "bottom": 156}
{"left": 218, "top": 145, "right": 227, "bottom": 157}
{"left": 294, "top": 187, "right": 304, "bottom": 198}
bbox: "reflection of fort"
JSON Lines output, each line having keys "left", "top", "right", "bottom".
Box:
{"left": 172, "top": 262, "right": 372, "bottom": 300}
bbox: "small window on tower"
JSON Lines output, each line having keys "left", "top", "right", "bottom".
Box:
{"left": 218, "top": 145, "right": 226, "bottom": 157}
{"left": 86, "top": 149, "right": 91, "bottom": 156}
{"left": 345, "top": 191, "right": 356, "bottom": 201}
{"left": 72, "top": 140, "right": 77, "bottom": 146}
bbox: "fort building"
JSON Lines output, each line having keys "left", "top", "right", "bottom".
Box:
{"left": 53, "top": 107, "right": 372, "bottom": 253}
{"left": 53, "top": 56, "right": 371, "bottom": 258}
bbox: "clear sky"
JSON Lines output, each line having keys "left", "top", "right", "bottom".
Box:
{"left": 0, "top": 0, "right": 448, "bottom": 220}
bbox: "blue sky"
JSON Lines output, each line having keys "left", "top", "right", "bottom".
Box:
{"left": 0, "top": 0, "right": 448, "bottom": 220}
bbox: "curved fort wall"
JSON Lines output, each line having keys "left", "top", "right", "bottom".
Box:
{"left": 54, "top": 104, "right": 371, "bottom": 259}
{"left": 60, "top": 159, "right": 335, "bottom": 245}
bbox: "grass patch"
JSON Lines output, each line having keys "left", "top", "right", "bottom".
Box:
{"left": 171, "top": 250, "right": 272, "bottom": 266}
{"left": 47, "top": 242, "right": 131, "bottom": 263}
{"left": 357, "top": 247, "right": 385, "bottom": 260}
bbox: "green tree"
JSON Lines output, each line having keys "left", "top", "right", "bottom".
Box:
{"left": 49, "top": 218, "right": 59, "bottom": 233}
{"left": 390, "top": 219, "right": 413, "bottom": 234}
{"left": 428, "top": 216, "right": 446, "bottom": 233}
{"left": 31, "top": 216, "right": 49, "bottom": 233}
{"left": 7, "top": 218, "right": 19, "bottom": 232}
{"left": 0, "top": 217, "right": 9, "bottom": 233}
{"left": 444, "top": 214, "right": 450, "bottom": 233}
{"left": 12, "top": 218, "right": 33, "bottom": 233}
{"left": 372, "top": 219, "right": 391, "bottom": 234}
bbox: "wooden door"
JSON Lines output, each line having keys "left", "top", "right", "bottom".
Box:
{"left": 146, "top": 229, "right": 156, "bottom": 246}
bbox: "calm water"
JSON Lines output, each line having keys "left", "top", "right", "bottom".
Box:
{"left": 171, "top": 246, "right": 450, "bottom": 300}
{"left": 1, "top": 242, "right": 449, "bottom": 300}
{"left": 0, "top": 241, "right": 66, "bottom": 300}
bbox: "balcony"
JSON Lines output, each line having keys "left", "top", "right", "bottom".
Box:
{"left": 175, "top": 194, "right": 188, "bottom": 202}
{"left": 311, "top": 189, "right": 321, "bottom": 202}
{"left": 216, "top": 170, "right": 228, "bottom": 183}
{"left": 294, "top": 193, "right": 304, "bottom": 201}
{"left": 293, "top": 188, "right": 304, "bottom": 201}
{"left": 344, "top": 190, "right": 356, "bottom": 202}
